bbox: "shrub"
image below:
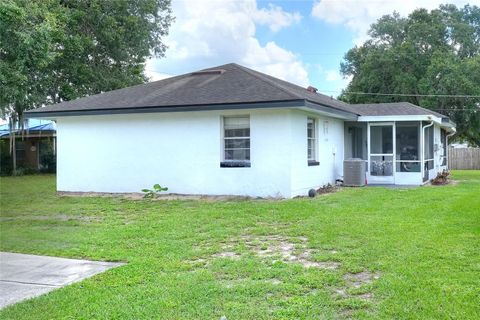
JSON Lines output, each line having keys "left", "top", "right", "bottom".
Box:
{"left": 142, "top": 184, "right": 169, "bottom": 199}
{"left": 316, "top": 183, "right": 337, "bottom": 194}
{"left": 431, "top": 170, "right": 450, "bottom": 185}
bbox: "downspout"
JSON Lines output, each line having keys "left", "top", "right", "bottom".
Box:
{"left": 421, "top": 120, "right": 434, "bottom": 181}
{"left": 445, "top": 130, "right": 456, "bottom": 169}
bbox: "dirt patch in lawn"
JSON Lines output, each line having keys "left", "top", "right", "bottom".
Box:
{"left": 344, "top": 270, "right": 381, "bottom": 288}
{"left": 334, "top": 270, "right": 381, "bottom": 302}
{"left": 58, "top": 191, "right": 259, "bottom": 201}
{"left": 211, "top": 251, "right": 240, "bottom": 259}
{"left": 209, "top": 234, "right": 341, "bottom": 270}
{"left": 0, "top": 214, "right": 101, "bottom": 223}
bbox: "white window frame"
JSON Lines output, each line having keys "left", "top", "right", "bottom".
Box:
{"left": 222, "top": 115, "right": 250, "bottom": 164}
{"left": 307, "top": 117, "right": 318, "bottom": 164}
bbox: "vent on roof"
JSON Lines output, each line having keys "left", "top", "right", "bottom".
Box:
{"left": 191, "top": 69, "right": 225, "bottom": 76}
{"left": 306, "top": 86, "right": 318, "bottom": 93}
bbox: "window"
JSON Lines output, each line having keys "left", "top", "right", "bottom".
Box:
{"left": 307, "top": 118, "right": 319, "bottom": 165}
{"left": 221, "top": 116, "right": 250, "bottom": 167}
{"left": 15, "top": 141, "right": 26, "bottom": 164}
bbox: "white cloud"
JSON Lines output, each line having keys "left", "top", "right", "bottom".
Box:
{"left": 145, "top": 59, "right": 174, "bottom": 81}
{"left": 325, "top": 69, "right": 341, "bottom": 82}
{"left": 252, "top": 3, "right": 302, "bottom": 32}
{"left": 315, "top": 68, "right": 351, "bottom": 94}
{"left": 311, "top": 0, "right": 477, "bottom": 44}
{"left": 148, "top": 0, "right": 309, "bottom": 86}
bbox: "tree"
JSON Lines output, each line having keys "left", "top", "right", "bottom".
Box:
{"left": 340, "top": 4, "right": 480, "bottom": 146}
{"left": 0, "top": 0, "right": 173, "bottom": 174}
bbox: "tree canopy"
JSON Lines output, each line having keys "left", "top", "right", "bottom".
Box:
{"left": 0, "top": 0, "right": 173, "bottom": 120}
{"left": 340, "top": 4, "right": 480, "bottom": 146}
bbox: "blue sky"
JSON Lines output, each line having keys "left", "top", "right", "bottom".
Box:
{"left": 146, "top": 0, "right": 476, "bottom": 97}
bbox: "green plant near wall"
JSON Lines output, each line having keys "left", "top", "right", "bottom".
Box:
{"left": 141, "top": 184, "right": 168, "bottom": 199}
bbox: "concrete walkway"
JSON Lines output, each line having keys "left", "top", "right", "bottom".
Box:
{"left": 0, "top": 252, "right": 123, "bottom": 309}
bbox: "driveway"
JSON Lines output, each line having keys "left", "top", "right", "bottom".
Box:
{"left": 0, "top": 252, "right": 123, "bottom": 309}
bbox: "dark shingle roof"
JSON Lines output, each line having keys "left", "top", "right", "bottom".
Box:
{"left": 25, "top": 63, "right": 449, "bottom": 122}
{"left": 27, "top": 63, "right": 356, "bottom": 116}
{"left": 350, "top": 102, "right": 446, "bottom": 118}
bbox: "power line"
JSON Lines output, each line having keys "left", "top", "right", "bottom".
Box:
{"left": 319, "top": 90, "right": 480, "bottom": 99}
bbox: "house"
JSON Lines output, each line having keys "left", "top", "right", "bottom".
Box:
{"left": 25, "top": 63, "right": 455, "bottom": 197}
{"left": 0, "top": 119, "right": 56, "bottom": 173}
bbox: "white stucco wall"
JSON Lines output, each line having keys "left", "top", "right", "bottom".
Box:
{"left": 289, "top": 112, "right": 345, "bottom": 196}
{"left": 56, "top": 108, "right": 347, "bottom": 198}
{"left": 420, "top": 123, "right": 447, "bottom": 182}
{"left": 54, "top": 108, "right": 453, "bottom": 195}
{"left": 57, "top": 108, "right": 300, "bottom": 197}
{"left": 432, "top": 124, "right": 448, "bottom": 178}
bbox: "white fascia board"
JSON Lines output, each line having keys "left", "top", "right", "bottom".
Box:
{"left": 296, "top": 106, "right": 357, "bottom": 120}
{"left": 358, "top": 115, "right": 443, "bottom": 123}
{"left": 358, "top": 115, "right": 456, "bottom": 131}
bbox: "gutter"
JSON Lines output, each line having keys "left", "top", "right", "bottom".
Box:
{"left": 445, "top": 131, "right": 456, "bottom": 169}
{"left": 24, "top": 100, "right": 306, "bottom": 118}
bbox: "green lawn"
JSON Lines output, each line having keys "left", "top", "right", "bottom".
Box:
{"left": 0, "top": 172, "right": 479, "bottom": 319}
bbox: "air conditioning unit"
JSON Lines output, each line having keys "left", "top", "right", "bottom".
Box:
{"left": 343, "top": 158, "right": 366, "bottom": 187}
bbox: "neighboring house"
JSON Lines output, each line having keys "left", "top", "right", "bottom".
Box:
{"left": 450, "top": 142, "right": 471, "bottom": 149}
{"left": 0, "top": 119, "right": 56, "bottom": 172}
{"left": 26, "top": 63, "right": 455, "bottom": 197}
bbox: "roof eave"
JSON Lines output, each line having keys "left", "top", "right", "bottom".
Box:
{"left": 357, "top": 114, "right": 456, "bottom": 128}
{"left": 25, "top": 99, "right": 358, "bottom": 120}
{"left": 303, "top": 101, "right": 358, "bottom": 120}
{"left": 25, "top": 100, "right": 307, "bottom": 119}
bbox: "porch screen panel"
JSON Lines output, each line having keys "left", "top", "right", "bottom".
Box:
{"left": 424, "top": 125, "right": 434, "bottom": 170}
{"left": 369, "top": 125, "right": 393, "bottom": 176}
{"left": 396, "top": 124, "right": 420, "bottom": 172}
{"left": 370, "top": 126, "right": 393, "bottom": 154}
{"left": 440, "top": 129, "right": 447, "bottom": 166}
{"left": 371, "top": 155, "right": 394, "bottom": 176}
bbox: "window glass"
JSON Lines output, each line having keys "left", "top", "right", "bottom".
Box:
{"left": 15, "top": 141, "right": 26, "bottom": 162}
{"left": 307, "top": 118, "right": 316, "bottom": 161}
{"left": 224, "top": 116, "right": 250, "bottom": 161}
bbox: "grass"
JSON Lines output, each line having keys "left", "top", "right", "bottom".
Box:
{"left": 0, "top": 171, "right": 479, "bottom": 319}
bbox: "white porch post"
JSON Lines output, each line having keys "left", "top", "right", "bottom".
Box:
{"left": 367, "top": 122, "right": 370, "bottom": 177}
{"left": 420, "top": 122, "right": 424, "bottom": 179}
{"left": 393, "top": 121, "right": 396, "bottom": 183}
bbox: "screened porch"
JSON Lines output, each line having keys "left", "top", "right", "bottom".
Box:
{"left": 344, "top": 121, "right": 448, "bottom": 185}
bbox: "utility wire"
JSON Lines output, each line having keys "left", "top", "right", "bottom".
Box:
{"left": 319, "top": 90, "right": 480, "bottom": 99}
